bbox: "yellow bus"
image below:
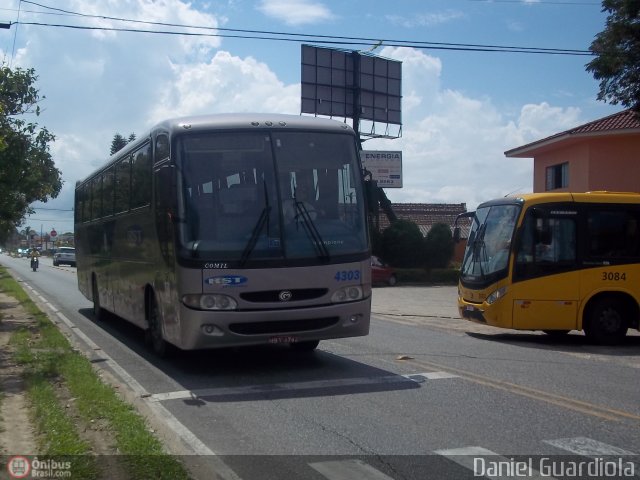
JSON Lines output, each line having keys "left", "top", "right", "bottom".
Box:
{"left": 455, "top": 192, "right": 640, "bottom": 343}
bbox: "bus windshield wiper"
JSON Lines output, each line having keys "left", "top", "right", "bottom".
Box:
{"left": 240, "top": 206, "right": 271, "bottom": 266}
{"left": 294, "top": 201, "right": 330, "bottom": 261}
{"left": 240, "top": 182, "right": 271, "bottom": 266}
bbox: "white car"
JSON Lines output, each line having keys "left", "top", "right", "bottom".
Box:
{"left": 53, "top": 247, "right": 76, "bottom": 267}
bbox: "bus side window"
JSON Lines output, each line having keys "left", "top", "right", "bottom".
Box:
{"left": 155, "top": 134, "right": 169, "bottom": 164}
{"left": 587, "top": 210, "right": 640, "bottom": 260}
{"left": 131, "top": 143, "right": 151, "bottom": 209}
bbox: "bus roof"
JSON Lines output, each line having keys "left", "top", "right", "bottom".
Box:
{"left": 477, "top": 191, "right": 640, "bottom": 210}
{"left": 153, "top": 113, "right": 355, "bottom": 135}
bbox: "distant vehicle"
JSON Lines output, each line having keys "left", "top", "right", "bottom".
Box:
{"left": 53, "top": 247, "right": 76, "bottom": 267}
{"left": 371, "top": 256, "right": 397, "bottom": 286}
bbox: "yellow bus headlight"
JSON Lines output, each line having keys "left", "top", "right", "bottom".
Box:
{"left": 486, "top": 286, "right": 507, "bottom": 305}
{"left": 182, "top": 294, "right": 238, "bottom": 311}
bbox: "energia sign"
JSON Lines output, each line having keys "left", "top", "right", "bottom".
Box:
{"left": 360, "top": 150, "right": 403, "bottom": 188}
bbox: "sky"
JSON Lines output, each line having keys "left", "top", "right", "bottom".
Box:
{"left": 0, "top": 0, "right": 621, "bottom": 235}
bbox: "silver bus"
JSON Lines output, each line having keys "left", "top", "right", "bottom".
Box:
{"left": 75, "top": 114, "right": 371, "bottom": 355}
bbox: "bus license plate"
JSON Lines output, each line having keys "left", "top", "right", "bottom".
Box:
{"left": 269, "top": 336, "right": 299, "bottom": 344}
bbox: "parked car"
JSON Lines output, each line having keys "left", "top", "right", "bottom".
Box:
{"left": 371, "top": 256, "right": 397, "bottom": 286}
{"left": 53, "top": 247, "right": 76, "bottom": 267}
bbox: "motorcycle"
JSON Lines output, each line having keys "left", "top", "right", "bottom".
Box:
{"left": 31, "top": 257, "right": 39, "bottom": 272}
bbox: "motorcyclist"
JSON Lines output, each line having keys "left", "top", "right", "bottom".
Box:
{"left": 29, "top": 248, "right": 40, "bottom": 270}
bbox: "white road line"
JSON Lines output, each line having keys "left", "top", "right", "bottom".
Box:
{"left": 543, "top": 436, "right": 636, "bottom": 456}
{"left": 435, "top": 447, "right": 553, "bottom": 480}
{"left": 150, "top": 371, "right": 457, "bottom": 402}
{"left": 309, "top": 459, "right": 395, "bottom": 480}
{"left": 18, "top": 282, "right": 241, "bottom": 473}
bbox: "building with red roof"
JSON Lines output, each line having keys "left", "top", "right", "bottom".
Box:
{"left": 505, "top": 109, "right": 640, "bottom": 193}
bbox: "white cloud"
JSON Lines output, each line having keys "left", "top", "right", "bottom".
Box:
{"left": 150, "top": 51, "right": 300, "bottom": 119}
{"left": 364, "top": 48, "right": 585, "bottom": 210}
{"left": 386, "top": 10, "right": 465, "bottom": 29}
{"left": 257, "top": 0, "right": 335, "bottom": 26}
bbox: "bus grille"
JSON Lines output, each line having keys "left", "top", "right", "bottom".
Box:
{"left": 229, "top": 317, "right": 339, "bottom": 335}
{"left": 240, "top": 288, "right": 328, "bottom": 303}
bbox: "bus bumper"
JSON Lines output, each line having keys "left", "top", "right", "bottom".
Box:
{"left": 173, "top": 298, "right": 371, "bottom": 350}
{"left": 459, "top": 303, "right": 487, "bottom": 324}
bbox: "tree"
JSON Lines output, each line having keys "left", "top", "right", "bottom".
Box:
{"left": 586, "top": 0, "right": 640, "bottom": 111}
{"left": 381, "top": 219, "right": 425, "bottom": 268}
{"left": 110, "top": 133, "right": 128, "bottom": 155}
{"left": 110, "top": 132, "right": 136, "bottom": 155}
{"left": 424, "top": 223, "right": 454, "bottom": 268}
{"left": 0, "top": 66, "right": 62, "bottom": 244}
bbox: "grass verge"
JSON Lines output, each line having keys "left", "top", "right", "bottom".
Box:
{"left": 0, "top": 267, "right": 191, "bottom": 479}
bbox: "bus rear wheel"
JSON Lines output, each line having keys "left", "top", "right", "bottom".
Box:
{"left": 146, "top": 294, "right": 172, "bottom": 357}
{"left": 584, "top": 297, "right": 628, "bottom": 345}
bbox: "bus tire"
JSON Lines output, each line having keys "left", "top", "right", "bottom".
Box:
{"left": 584, "top": 297, "right": 628, "bottom": 344}
{"left": 290, "top": 340, "right": 320, "bottom": 352}
{"left": 92, "top": 276, "right": 104, "bottom": 321}
{"left": 146, "top": 294, "right": 172, "bottom": 357}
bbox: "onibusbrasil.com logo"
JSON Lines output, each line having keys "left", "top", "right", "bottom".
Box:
{"left": 7, "top": 456, "right": 72, "bottom": 479}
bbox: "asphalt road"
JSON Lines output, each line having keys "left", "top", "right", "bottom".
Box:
{"left": 2, "top": 254, "right": 639, "bottom": 480}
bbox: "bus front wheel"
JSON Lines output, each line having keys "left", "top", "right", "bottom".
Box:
{"left": 584, "top": 297, "right": 628, "bottom": 344}
{"left": 146, "top": 294, "right": 172, "bottom": 357}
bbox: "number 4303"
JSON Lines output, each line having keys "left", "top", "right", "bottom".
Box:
{"left": 335, "top": 270, "right": 360, "bottom": 281}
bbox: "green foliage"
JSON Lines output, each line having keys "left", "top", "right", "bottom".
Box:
{"left": 110, "top": 133, "right": 128, "bottom": 155}
{"left": 0, "top": 66, "right": 62, "bottom": 243}
{"left": 424, "top": 222, "right": 454, "bottom": 268}
{"left": 110, "top": 132, "right": 136, "bottom": 155}
{"left": 587, "top": 0, "right": 640, "bottom": 111}
{"left": 381, "top": 219, "right": 425, "bottom": 267}
{"left": 379, "top": 220, "right": 455, "bottom": 269}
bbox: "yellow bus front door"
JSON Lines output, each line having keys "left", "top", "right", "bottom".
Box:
{"left": 512, "top": 271, "right": 580, "bottom": 331}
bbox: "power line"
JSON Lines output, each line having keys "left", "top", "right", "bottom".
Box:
{"left": 13, "top": 0, "right": 593, "bottom": 56}
{"left": 14, "top": 21, "right": 594, "bottom": 56}
{"left": 465, "top": 0, "right": 600, "bottom": 5}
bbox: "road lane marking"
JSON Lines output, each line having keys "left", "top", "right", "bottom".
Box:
{"left": 381, "top": 356, "right": 640, "bottom": 423}
{"left": 149, "top": 371, "right": 458, "bottom": 402}
{"left": 543, "top": 437, "right": 636, "bottom": 456}
{"left": 309, "top": 459, "right": 395, "bottom": 480}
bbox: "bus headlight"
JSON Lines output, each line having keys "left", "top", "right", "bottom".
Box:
{"left": 486, "top": 287, "right": 507, "bottom": 305}
{"left": 182, "top": 294, "right": 238, "bottom": 311}
{"left": 331, "top": 286, "right": 363, "bottom": 303}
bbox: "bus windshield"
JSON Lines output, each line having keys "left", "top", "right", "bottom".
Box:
{"left": 175, "top": 130, "right": 368, "bottom": 264}
{"left": 460, "top": 204, "right": 520, "bottom": 282}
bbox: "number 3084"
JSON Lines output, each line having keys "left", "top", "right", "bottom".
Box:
{"left": 602, "top": 272, "right": 626, "bottom": 281}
